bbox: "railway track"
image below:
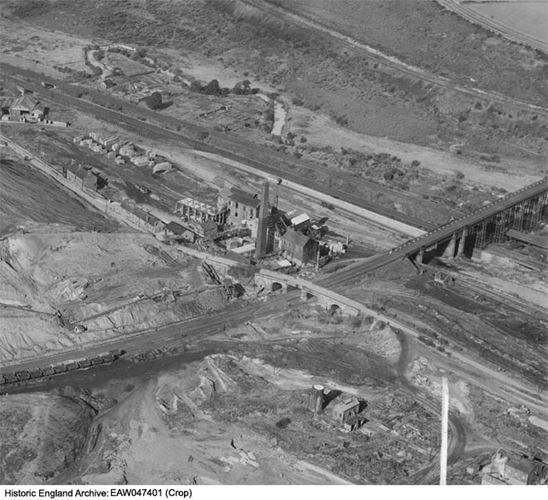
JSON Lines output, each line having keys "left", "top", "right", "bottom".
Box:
{"left": 244, "top": 0, "right": 548, "bottom": 115}
{"left": 0, "top": 63, "right": 438, "bottom": 234}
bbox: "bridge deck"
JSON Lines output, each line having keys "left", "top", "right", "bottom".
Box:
{"left": 319, "top": 177, "right": 548, "bottom": 288}
{"left": 507, "top": 229, "right": 548, "bottom": 251}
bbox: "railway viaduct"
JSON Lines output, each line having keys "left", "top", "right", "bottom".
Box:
{"left": 254, "top": 177, "right": 548, "bottom": 309}
{"left": 317, "top": 177, "right": 548, "bottom": 290}
{"left": 255, "top": 269, "right": 364, "bottom": 315}
{"left": 400, "top": 176, "right": 548, "bottom": 265}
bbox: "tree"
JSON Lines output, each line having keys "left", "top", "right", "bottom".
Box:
{"left": 133, "top": 47, "right": 147, "bottom": 60}
{"left": 143, "top": 91, "right": 163, "bottom": 110}
{"left": 202, "top": 79, "right": 221, "bottom": 95}
{"left": 190, "top": 80, "right": 202, "bottom": 92}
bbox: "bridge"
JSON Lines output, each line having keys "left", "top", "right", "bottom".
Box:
{"left": 319, "top": 177, "right": 548, "bottom": 289}
{"left": 255, "top": 269, "right": 365, "bottom": 315}
{"left": 254, "top": 177, "right": 548, "bottom": 310}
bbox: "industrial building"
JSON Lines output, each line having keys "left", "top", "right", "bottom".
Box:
{"left": 223, "top": 188, "right": 261, "bottom": 227}
{"left": 307, "top": 385, "right": 367, "bottom": 432}
{"left": 174, "top": 196, "right": 227, "bottom": 225}
{"left": 279, "top": 228, "right": 318, "bottom": 266}
{"left": 481, "top": 450, "right": 548, "bottom": 485}
{"left": 9, "top": 93, "right": 47, "bottom": 121}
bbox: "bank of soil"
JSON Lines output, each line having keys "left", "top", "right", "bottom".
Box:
{"left": 0, "top": 226, "right": 224, "bottom": 362}
{"left": 0, "top": 392, "right": 94, "bottom": 484}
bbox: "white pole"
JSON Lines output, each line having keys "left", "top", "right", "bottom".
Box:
{"left": 440, "top": 376, "right": 449, "bottom": 485}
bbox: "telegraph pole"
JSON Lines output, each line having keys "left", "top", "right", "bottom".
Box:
{"left": 440, "top": 376, "right": 449, "bottom": 485}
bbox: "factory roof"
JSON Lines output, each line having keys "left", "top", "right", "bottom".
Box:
{"left": 228, "top": 188, "right": 261, "bottom": 208}
{"left": 11, "top": 94, "right": 39, "bottom": 112}
{"left": 165, "top": 221, "right": 187, "bottom": 235}
{"left": 281, "top": 228, "right": 312, "bottom": 248}
{"left": 332, "top": 396, "right": 359, "bottom": 411}
{"left": 178, "top": 196, "right": 217, "bottom": 215}
{"left": 290, "top": 213, "right": 310, "bottom": 226}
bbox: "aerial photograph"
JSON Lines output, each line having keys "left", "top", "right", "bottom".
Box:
{"left": 0, "top": 0, "right": 547, "bottom": 488}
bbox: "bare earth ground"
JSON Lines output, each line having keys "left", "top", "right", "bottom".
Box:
{"left": 0, "top": 0, "right": 547, "bottom": 487}
{"left": 1, "top": 259, "right": 546, "bottom": 484}
{"left": 0, "top": 122, "right": 407, "bottom": 251}
{"left": 1, "top": 0, "right": 546, "bottom": 174}
{"left": 0, "top": 227, "right": 223, "bottom": 363}
{"left": 0, "top": 148, "right": 118, "bottom": 234}
{"left": 0, "top": 392, "right": 94, "bottom": 484}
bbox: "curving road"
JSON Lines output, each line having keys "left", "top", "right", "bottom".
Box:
{"left": 245, "top": 0, "right": 547, "bottom": 115}
{"left": 436, "top": 0, "right": 548, "bottom": 54}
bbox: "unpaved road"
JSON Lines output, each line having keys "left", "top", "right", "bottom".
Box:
{"left": 246, "top": 0, "right": 548, "bottom": 114}
{"left": 436, "top": 0, "right": 548, "bottom": 53}
{"left": 0, "top": 62, "right": 435, "bottom": 231}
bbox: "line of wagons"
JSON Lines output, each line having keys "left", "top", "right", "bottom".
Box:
{"left": 0, "top": 349, "right": 125, "bottom": 386}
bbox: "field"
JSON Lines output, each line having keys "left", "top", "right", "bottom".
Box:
{"left": 2, "top": 0, "right": 546, "bottom": 166}
{"left": 0, "top": 0, "right": 547, "bottom": 486}
{"left": 273, "top": 0, "right": 548, "bottom": 106}
{"left": 0, "top": 149, "right": 118, "bottom": 234}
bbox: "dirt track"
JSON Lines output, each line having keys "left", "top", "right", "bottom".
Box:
{"left": 246, "top": 0, "right": 548, "bottom": 115}
{"left": 1, "top": 63, "right": 440, "bottom": 231}
{"left": 436, "top": 0, "right": 548, "bottom": 53}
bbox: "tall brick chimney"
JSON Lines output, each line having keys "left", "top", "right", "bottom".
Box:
{"left": 255, "top": 180, "right": 269, "bottom": 259}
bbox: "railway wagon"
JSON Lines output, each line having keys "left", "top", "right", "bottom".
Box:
{"left": 0, "top": 349, "right": 125, "bottom": 386}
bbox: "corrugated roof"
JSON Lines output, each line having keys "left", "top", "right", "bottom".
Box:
{"left": 0, "top": 97, "right": 15, "bottom": 108}
{"left": 228, "top": 188, "right": 260, "bottom": 208}
{"left": 281, "top": 228, "right": 311, "bottom": 248}
{"left": 332, "top": 396, "right": 359, "bottom": 412}
{"left": 291, "top": 213, "right": 310, "bottom": 226}
{"left": 11, "top": 94, "right": 39, "bottom": 111}
{"left": 165, "top": 221, "right": 186, "bottom": 234}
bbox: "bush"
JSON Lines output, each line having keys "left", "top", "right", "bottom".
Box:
{"left": 143, "top": 92, "right": 163, "bottom": 110}
{"left": 275, "top": 417, "right": 291, "bottom": 429}
{"left": 455, "top": 170, "right": 465, "bottom": 180}
{"left": 189, "top": 80, "right": 202, "bottom": 92}
{"left": 134, "top": 47, "right": 147, "bottom": 59}
{"left": 348, "top": 315, "right": 362, "bottom": 328}
{"left": 232, "top": 79, "right": 252, "bottom": 95}
{"left": 202, "top": 79, "right": 221, "bottom": 95}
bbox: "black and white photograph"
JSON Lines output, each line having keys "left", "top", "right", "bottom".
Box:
{"left": 0, "top": 0, "right": 546, "bottom": 492}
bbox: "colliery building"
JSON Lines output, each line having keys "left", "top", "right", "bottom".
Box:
{"left": 278, "top": 228, "right": 318, "bottom": 266}
{"left": 222, "top": 188, "right": 261, "bottom": 227}
{"left": 174, "top": 196, "right": 227, "bottom": 225}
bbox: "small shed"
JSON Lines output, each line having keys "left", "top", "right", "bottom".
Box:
{"left": 164, "top": 221, "right": 195, "bottom": 242}
{"left": 290, "top": 212, "right": 310, "bottom": 230}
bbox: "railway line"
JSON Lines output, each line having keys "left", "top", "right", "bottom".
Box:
{"left": 244, "top": 0, "right": 548, "bottom": 116}
{"left": 318, "top": 176, "right": 548, "bottom": 288}
{"left": 1, "top": 63, "right": 436, "bottom": 234}
{"left": 0, "top": 292, "right": 300, "bottom": 378}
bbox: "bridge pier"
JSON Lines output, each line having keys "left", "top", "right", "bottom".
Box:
{"left": 417, "top": 247, "right": 424, "bottom": 265}
{"left": 443, "top": 233, "right": 457, "bottom": 259}
{"left": 456, "top": 227, "right": 468, "bottom": 257}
